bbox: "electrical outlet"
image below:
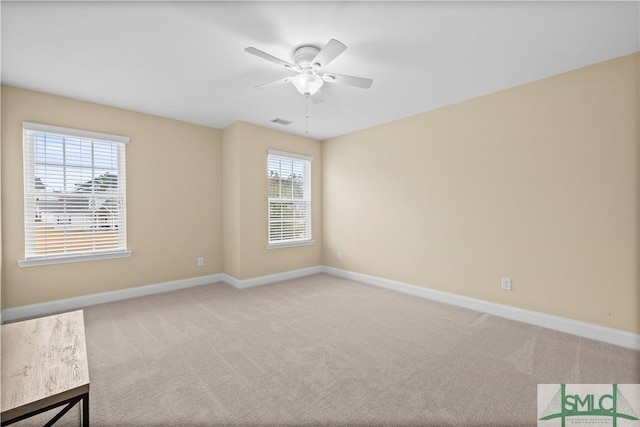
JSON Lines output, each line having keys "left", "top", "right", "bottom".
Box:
{"left": 337, "top": 251, "right": 343, "bottom": 260}
{"left": 501, "top": 277, "right": 512, "bottom": 291}
{"left": 197, "top": 257, "right": 204, "bottom": 266}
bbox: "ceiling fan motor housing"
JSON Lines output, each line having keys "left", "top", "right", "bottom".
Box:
{"left": 294, "top": 46, "right": 321, "bottom": 70}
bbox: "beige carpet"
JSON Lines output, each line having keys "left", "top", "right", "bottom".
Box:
{"left": 10, "top": 273, "right": 639, "bottom": 426}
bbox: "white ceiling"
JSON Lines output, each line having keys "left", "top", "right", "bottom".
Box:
{"left": 2, "top": 1, "right": 638, "bottom": 140}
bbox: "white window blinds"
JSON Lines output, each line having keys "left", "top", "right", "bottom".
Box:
{"left": 267, "top": 150, "right": 312, "bottom": 246}
{"left": 21, "top": 122, "right": 129, "bottom": 264}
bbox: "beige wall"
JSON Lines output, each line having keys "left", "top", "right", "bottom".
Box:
{"left": 0, "top": 85, "right": 3, "bottom": 316}
{"left": 222, "top": 123, "right": 242, "bottom": 278}
{"left": 222, "top": 122, "right": 322, "bottom": 280}
{"left": 322, "top": 53, "right": 639, "bottom": 333}
{"left": 1, "top": 86, "right": 223, "bottom": 308}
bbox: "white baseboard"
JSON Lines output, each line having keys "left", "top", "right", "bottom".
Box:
{"left": 0, "top": 267, "right": 325, "bottom": 322}
{"left": 1, "top": 273, "right": 225, "bottom": 323}
{"left": 3, "top": 265, "right": 638, "bottom": 350}
{"left": 223, "top": 266, "right": 324, "bottom": 289}
{"left": 322, "top": 266, "right": 640, "bottom": 350}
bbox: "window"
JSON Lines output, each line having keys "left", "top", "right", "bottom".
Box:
{"left": 267, "top": 149, "right": 313, "bottom": 248}
{"left": 19, "top": 122, "right": 130, "bottom": 267}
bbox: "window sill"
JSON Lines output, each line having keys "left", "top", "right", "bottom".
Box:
{"left": 18, "top": 250, "right": 132, "bottom": 268}
{"left": 266, "top": 240, "right": 315, "bottom": 250}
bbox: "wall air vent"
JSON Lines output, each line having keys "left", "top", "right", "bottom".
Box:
{"left": 270, "top": 118, "right": 292, "bottom": 126}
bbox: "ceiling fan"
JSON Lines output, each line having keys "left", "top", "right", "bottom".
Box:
{"left": 245, "top": 39, "right": 373, "bottom": 103}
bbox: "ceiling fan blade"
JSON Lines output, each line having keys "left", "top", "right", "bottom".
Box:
{"left": 310, "top": 90, "right": 324, "bottom": 104}
{"left": 245, "top": 47, "right": 297, "bottom": 70}
{"left": 323, "top": 73, "right": 373, "bottom": 89}
{"left": 311, "top": 39, "right": 346, "bottom": 69}
{"left": 254, "top": 76, "right": 294, "bottom": 89}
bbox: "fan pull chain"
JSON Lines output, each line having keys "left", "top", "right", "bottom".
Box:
{"left": 305, "top": 95, "right": 310, "bottom": 135}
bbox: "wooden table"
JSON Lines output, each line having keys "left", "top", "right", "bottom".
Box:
{"left": 1, "top": 310, "right": 90, "bottom": 426}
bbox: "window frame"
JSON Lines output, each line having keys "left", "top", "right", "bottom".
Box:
{"left": 18, "top": 122, "right": 131, "bottom": 267}
{"left": 266, "top": 149, "right": 314, "bottom": 249}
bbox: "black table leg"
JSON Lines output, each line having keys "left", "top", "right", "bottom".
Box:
{"left": 82, "top": 393, "right": 89, "bottom": 427}
{"left": 2, "top": 393, "right": 88, "bottom": 427}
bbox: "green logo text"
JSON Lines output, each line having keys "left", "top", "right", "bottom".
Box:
{"left": 539, "top": 384, "right": 639, "bottom": 427}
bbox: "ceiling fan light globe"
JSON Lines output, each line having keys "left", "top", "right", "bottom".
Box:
{"left": 292, "top": 73, "right": 324, "bottom": 96}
